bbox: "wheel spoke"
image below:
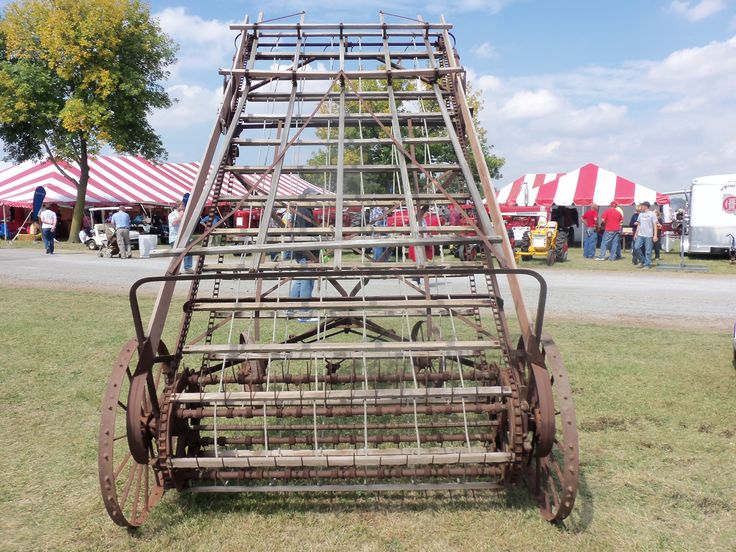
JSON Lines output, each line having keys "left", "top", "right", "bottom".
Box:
{"left": 113, "top": 451, "right": 132, "bottom": 479}
{"left": 119, "top": 462, "right": 136, "bottom": 510}
{"left": 131, "top": 464, "right": 143, "bottom": 522}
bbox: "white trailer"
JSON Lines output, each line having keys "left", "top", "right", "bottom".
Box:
{"left": 686, "top": 174, "right": 736, "bottom": 255}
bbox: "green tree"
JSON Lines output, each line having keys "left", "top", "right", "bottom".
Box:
{"left": 306, "top": 79, "right": 504, "bottom": 194}
{"left": 0, "top": 0, "right": 176, "bottom": 241}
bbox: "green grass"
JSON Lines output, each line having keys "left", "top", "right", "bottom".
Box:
{"left": 0, "top": 286, "right": 735, "bottom": 551}
{"left": 532, "top": 243, "right": 736, "bottom": 274}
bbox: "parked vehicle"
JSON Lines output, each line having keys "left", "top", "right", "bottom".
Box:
{"left": 86, "top": 207, "right": 140, "bottom": 250}
{"left": 515, "top": 219, "right": 568, "bottom": 266}
{"left": 676, "top": 174, "right": 736, "bottom": 255}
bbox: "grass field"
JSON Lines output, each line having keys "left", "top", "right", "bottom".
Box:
{"left": 0, "top": 286, "right": 734, "bottom": 552}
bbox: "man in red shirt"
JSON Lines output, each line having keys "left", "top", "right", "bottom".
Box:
{"left": 581, "top": 203, "right": 598, "bottom": 258}
{"left": 596, "top": 202, "right": 624, "bottom": 261}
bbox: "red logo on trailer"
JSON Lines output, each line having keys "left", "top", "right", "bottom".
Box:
{"left": 723, "top": 195, "right": 736, "bottom": 214}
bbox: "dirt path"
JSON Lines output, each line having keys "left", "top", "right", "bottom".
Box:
{"left": 1, "top": 247, "right": 733, "bottom": 331}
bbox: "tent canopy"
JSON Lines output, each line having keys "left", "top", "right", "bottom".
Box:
{"left": 0, "top": 155, "right": 323, "bottom": 208}
{"left": 496, "top": 172, "right": 563, "bottom": 206}
{"left": 499, "top": 163, "right": 669, "bottom": 207}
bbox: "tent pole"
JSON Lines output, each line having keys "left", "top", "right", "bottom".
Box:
{"left": 2, "top": 204, "right": 6, "bottom": 241}
{"left": 11, "top": 210, "right": 33, "bottom": 243}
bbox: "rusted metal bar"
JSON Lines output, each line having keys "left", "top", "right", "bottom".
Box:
{"left": 178, "top": 402, "right": 505, "bottom": 419}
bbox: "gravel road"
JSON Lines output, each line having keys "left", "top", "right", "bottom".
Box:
{"left": 2, "top": 247, "right": 734, "bottom": 330}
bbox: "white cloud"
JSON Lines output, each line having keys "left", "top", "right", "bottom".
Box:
{"left": 559, "top": 103, "right": 628, "bottom": 134}
{"left": 150, "top": 84, "right": 222, "bottom": 129}
{"left": 471, "top": 34, "right": 736, "bottom": 190}
{"left": 526, "top": 140, "right": 561, "bottom": 159}
{"left": 473, "top": 73, "right": 502, "bottom": 92}
{"left": 648, "top": 36, "right": 736, "bottom": 83}
{"left": 660, "top": 96, "right": 707, "bottom": 113}
{"left": 155, "top": 8, "right": 236, "bottom": 75}
{"left": 499, "top": 89, "right": 562, "bottom": 120}
{"left": 427, "top": 0, "right": 520, "bottom": 14}
{"left": 471, "top": 42, "right": 498, "bottom": 59}
{"left": 670, "top": 0, "right": 726, "bottom": 21}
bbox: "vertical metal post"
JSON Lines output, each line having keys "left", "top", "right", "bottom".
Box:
{"left": 379, "top": 12, "right": 425, "bottom": 265}
{"left": 333, "top": 34, "right": 347, "bottom": 268}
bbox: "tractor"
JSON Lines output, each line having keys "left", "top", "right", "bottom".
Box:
{"left": 515, "top": 218, "right": 568, "bottom": 265}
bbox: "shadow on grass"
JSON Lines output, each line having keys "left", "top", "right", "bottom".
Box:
{"left": 559, "top": 469, "right": 594, "bottom": 533}
{"left": 131, "top": 471, "right": 594, "bottom": 536}
{"left": 172, "top": 485, "right": 537, "bottom": 516}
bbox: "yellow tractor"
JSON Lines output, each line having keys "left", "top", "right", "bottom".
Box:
{"left": 515, "top": 218, "right": 569, "bottom": 265}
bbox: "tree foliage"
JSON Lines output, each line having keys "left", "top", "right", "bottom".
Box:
{"left": 0, "top": 0, "right": 177, "bottom": 240}
{"left": 306, "top": 78, "right": 504, "bottom": 195}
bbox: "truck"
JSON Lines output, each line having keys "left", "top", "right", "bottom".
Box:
{"left": 678, "top": 174, "right": 736, "bottom": 255}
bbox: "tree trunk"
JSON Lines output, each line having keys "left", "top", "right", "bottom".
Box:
{"left": 67, "top": 139, "right": 89, "bottom": 243}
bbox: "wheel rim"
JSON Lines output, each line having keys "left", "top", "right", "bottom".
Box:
{"left": 527, "top": 363, "right": 555, "bottom": 458}
{"left": 524, "top": 335, "right": 580, "bottom": 523}
{"left": 98, "top": 338, "right": 167, "bottom": 528}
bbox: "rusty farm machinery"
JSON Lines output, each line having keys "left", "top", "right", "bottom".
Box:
{"left": 98, "top": 12, "right": 579, "bottom": 528}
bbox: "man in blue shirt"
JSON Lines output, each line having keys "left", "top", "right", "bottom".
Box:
{"left": 110, "top": 206, "right": 132, "bottom": 259}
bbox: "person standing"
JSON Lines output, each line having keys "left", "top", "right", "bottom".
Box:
{"left": 581, "top": 203, "right": 598, "bottom": 258}
{"left": 633, "top": 201, "right": 658, "bottom": 269}
{"left": 289, "top": 192, "right": 319, "bottom": 321}
{"left": 168, "top": 201, "right": 193, "bottom": 274}
{"left": 629, "top": 204, "right": 643, "bottom": 265}
{"left": 652, "top": 207, "right": 663, "bottom": 261}
{"left": 369, "top": 205, "right": 388, "bottom": 261}
{"left": 596, "top": 202, "right": 624, "bottom": 261}
{"left": 38, "top": 203, "right": 57, "bottom": 254}
{"left": 110, "top": 205, "right": 132, "bottom": 259}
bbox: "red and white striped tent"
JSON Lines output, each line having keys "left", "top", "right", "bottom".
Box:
{"left": 499, "top": 163, "right": 669, "bottom": 207}
{"left": 0, "top": 155, "right": 323, "bottom": 207}
{"left": 496, "top": 172, "right": 564, "bottom": 206}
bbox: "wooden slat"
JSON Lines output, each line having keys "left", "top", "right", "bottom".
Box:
{"left": 152, "top": 235, "right": 499, "bottom": 258}
{"left": 190, "top": 298, "right": 493, "bottom": 312}
{"left": 172, "top": 386, "right": 510, "bottom": 404}
{"left": 224, "top": 164, "right": 461, "bottom": 173}
{"left": 184, "top": 339, "right": 499, "bottom": 355}
{"left": 169, "top": 451, "right": 512, "bottom": 469}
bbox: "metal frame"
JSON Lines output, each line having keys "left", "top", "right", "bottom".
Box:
{"left": 99, "top": 11, "right": 579, "bottom": 528}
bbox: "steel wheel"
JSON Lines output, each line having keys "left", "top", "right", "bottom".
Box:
{"left": 524, "top": 335, "right": 579, "bottom": 523}
{"left": 98, "top": 338, "right": 167, "bottom": 528}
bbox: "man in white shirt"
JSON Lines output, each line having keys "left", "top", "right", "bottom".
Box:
{"left": 38, "top": 204, "right": 57, "bottom": 254}
{"left": 168, "top": 201, "right": 193, "bottom": 273}
{"left": 110, "top": 205, "right": 132, "bottom": 259}
{"left": 633, "top": 201, "right": 659, "bottom": 269}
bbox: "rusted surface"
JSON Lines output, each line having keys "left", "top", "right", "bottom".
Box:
{"left": 99, "top": 12, "right": 579, "bottom": 527}
{"left": 98, "top": 338, "right": 165, "bottom": 528}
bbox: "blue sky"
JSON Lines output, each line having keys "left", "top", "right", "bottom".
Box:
{"left": 11, "top": 0, "right": 736, "bottom": 191}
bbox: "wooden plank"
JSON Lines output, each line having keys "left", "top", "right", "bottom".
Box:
{"left": 152, "top": 235, "right": 500, "bottom": 258}
{"left": 172, "top": 386, "right": 511, "bottom": 404}
{"left": 169, "top": 451, "right": 512, "bottom": 469}
{"left": 185, "top": 339, "right": 499, "bottom": 355}
{"left": 190, "top": 298, "right": 493, "bottom": 311}
{"left": 219, "top": 68, "right": 463, "bottom": 79}
{"left": 224, "top": 164, "right": 461, "bottom": 173}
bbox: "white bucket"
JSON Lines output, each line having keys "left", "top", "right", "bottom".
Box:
{"left": 138, "top": 234, "right": 158, "bottom": 258}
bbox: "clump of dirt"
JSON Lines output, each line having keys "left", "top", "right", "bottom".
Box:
{"left": 580, "top": 416, "right": 626, "bottom": 432}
